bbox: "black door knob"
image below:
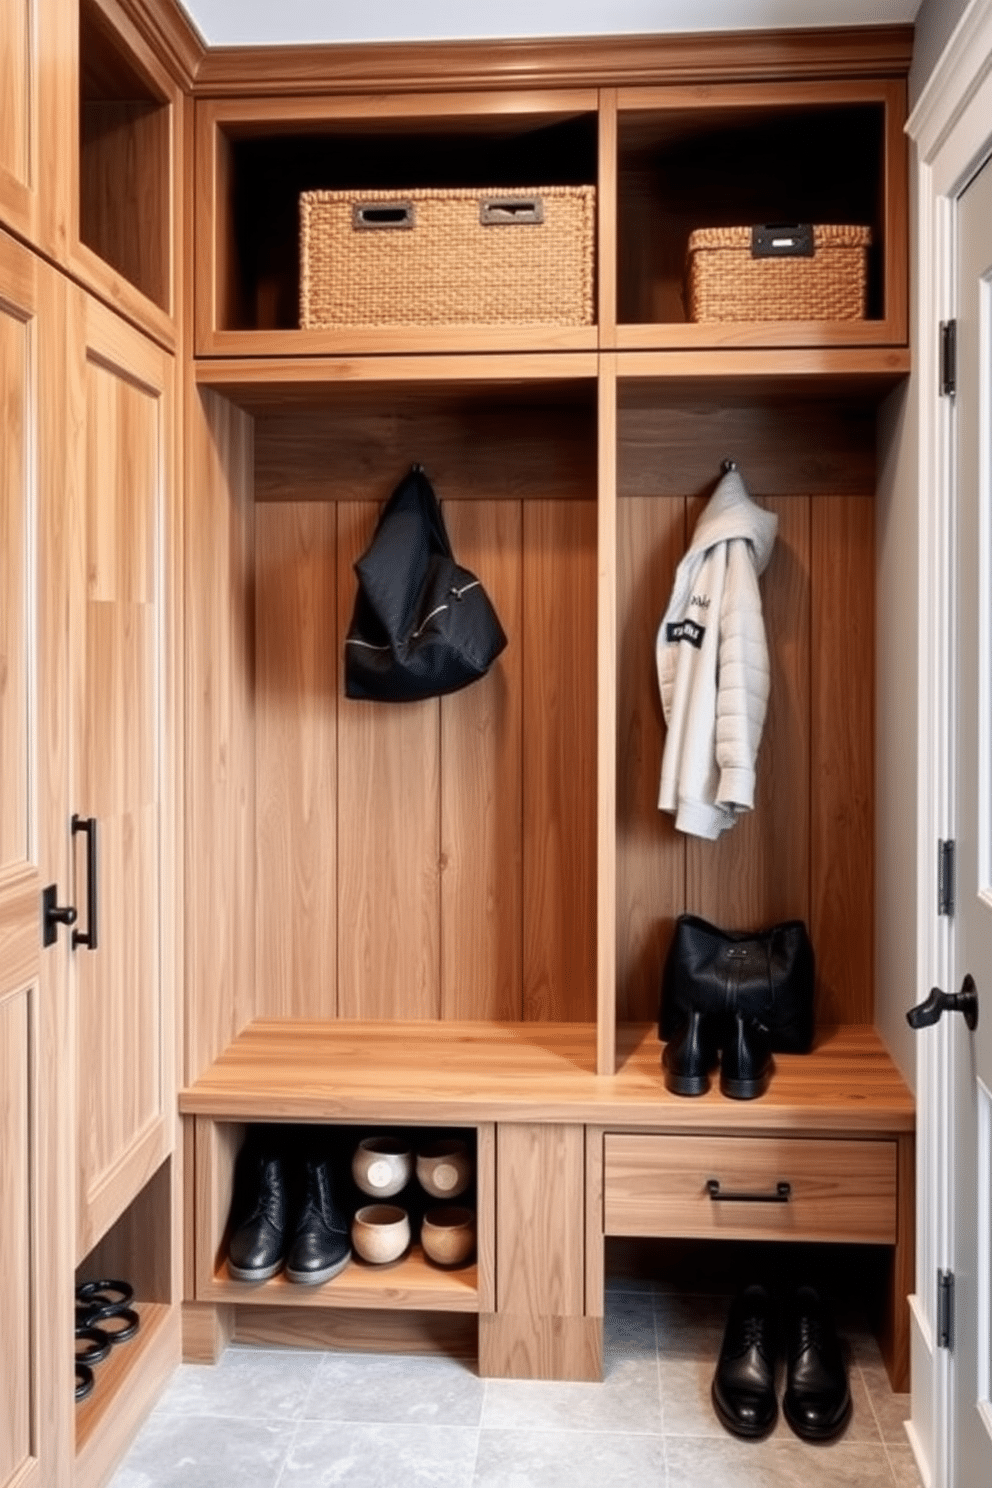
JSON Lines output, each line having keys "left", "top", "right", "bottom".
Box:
{"left": 907, "top": 973, "right": 978, "bottom": 1031}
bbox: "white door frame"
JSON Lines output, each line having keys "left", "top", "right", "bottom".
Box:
{"left": 908, "top": 2, "right": 992, "bottom": 1483}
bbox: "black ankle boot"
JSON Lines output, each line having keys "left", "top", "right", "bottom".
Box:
{"left": 227, "top": 1141, "right": 287, "bottom": 1282}
{"left": 662, "top": 1007, "right": 720, "bottom": 1096}
{"left": 711, "top": 1283, "right": 778, "bottom": 1439}
{"left": 720, "top": 1012, "right": 772, "bottom": 1099}
{"left": 783, "top": 1286, "right": 852, "bottom": 1441}
{"left": 286, "top": 1153, "right": 351, "bottom": 1285}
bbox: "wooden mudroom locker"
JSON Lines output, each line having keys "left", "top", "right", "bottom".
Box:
{"left": 0, "top": 0, "right": 971, "bottom": 1483}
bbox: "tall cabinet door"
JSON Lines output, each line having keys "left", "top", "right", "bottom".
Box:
{"left": 0, "top": 232, "right": 71, "bottom": 1487}
{"left": 67, "top": 287, "right": 177, "bottom": 1262}
{"left": 0, "top": 0, "right": 74, "bottom": 257}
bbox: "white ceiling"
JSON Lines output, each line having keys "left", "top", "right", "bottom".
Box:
{"left": 177, "top": 1, "right": 919, "bottom": 49}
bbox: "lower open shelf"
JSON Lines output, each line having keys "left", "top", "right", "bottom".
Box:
{"left": 75, "top": 1301, "right": 172, "bottom": 1455}
{"left": 208, "top": 1246, "right": 478, "bottom": 1312}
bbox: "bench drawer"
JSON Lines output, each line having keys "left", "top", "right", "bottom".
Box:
{"left": 602, "top": 1133, "right": 897, "bottom": 1244}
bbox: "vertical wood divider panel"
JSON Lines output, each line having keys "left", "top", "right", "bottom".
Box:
{"left": 441, "top": 502, "right": 523, "bottom": 1021}
{"left": 882, "top": 78, "right": 909, "bottom": 346}
{"left": 481, "top": 1122, "right": 598, "bottom": 1380}
{"left": 811, "top": 495, "right": 874, "bottom": 1024}
{"left": 476, "top": 1122, "right": 497, "bottom": 1316}
{"left": 336, "top": 501, "right": 441, "bottom": 1019}
{"left": 686, "top": 494, "right": 811, "bottom": 930}
{"left": 616, "top": 493, "right": 686, "bottom": 1023}
{"left": 185, "top": 387, "right": 256, "bottom": 1078}
{"left": 255, "top": 502, "right": 338, "bottom": 1019}
{"left": 597, "top": 91, "right": 618, "bottom": 350}
{"left": 523, "top": 501, "right": 597, "bottom": 1022}
{"left": 585, "top": 1126, "right": 605, "bottom": 1321}
{"left": 597, "top": 357, "right": 618, "bottom": 1071}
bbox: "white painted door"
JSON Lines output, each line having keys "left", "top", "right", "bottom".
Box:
{"left": 950, "top": 150, "right": 992, "bottom": 1486}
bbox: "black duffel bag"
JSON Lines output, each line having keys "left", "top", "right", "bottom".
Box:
{"left": 344, "top": 464, "right": 507, "bottom": 702}
{"left": 659, "top": 913, "right": 815, "bottom": 1054}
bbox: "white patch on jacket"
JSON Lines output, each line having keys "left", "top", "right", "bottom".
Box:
{"left": 656, "top": 467, "right": 777, "bottom": 840}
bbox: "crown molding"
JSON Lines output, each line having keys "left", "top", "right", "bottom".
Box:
{"left": 192, "top": 24, "right": 913, "bottom": 96}
{"left": 112, "top": 0, "right": 206, "bottom": 88}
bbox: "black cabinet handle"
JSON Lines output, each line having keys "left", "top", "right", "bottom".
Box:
{"left": 71, "top": 815, "right": 98, "bottom": 951}
{"left": 706, "top": 1178, "right": 791, "bottom": 1204}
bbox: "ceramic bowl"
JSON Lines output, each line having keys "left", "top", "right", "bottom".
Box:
{"left": 416, "top": 1139, "right": 472, "bottom": 1199}
{"left": 351, "top": 1204, "right": 411, "bottom": 1265}
{"left": 421, "top": 1207, "right": 476, "bottom": 1268}
{"left": 352, "top": 1137, "right": 413, "bottom": 1198}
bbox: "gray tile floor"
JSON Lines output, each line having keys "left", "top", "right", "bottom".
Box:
{"left": 106, "top": 1281, "right": 923, "bottom": 1488}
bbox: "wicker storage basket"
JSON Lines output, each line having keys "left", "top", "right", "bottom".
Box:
{"left": 299, "top": 185, "right": 595, "bottom": 328}
{"left": 685, "top": 223, "right": 871, "bottom": 323}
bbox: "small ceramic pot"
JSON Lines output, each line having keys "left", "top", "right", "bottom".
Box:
{"left": 352, "top": 1137, "right": 413, "bottom": 1198}
{"left": 416, "top": 1139, "right": 472, "bottom": 1199}
{"left": 421, "top": 1207, "right": 476, "bottom": 1268}
{"left": 351, "top": 1205, "right": 411, "bottom": 1265}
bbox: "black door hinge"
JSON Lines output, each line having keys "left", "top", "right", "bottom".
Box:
{"left": 937, "top": 1269, "right": 955, "bottom": 1349}
{"left": 938, "top": 839, "right": 956, "bottom": 917}
{"left": 940, "top": 319, "right": 957, "bottom": 397}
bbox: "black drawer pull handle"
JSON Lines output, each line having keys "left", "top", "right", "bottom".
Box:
{"left": 72, "top": 815, "right": 98, "bottom": 951}
{"left": 706, "top": 1178, "right": 791, "bottom": 1204}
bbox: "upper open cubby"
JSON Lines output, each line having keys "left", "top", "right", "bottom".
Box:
{"left": 612, "top": 79, "right": 907, "bottom": 350}
{"left": 78, "top": 0, "right": 171, "bottom": 311}
{"left": 195, "top": 95, "right": 599, "bottom": 356}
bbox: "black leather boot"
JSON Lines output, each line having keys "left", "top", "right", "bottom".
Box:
{"left": 662, "top": 1007, "right": 720, "bottom": 1096}
{"left": 711, "top": 1283, "right": 778, "bottom": 1439}
{"left": 782, "top": 1285, "right": 852, "bottom": 1441}
{"left": 227, "top": 1140, "right": 287, "bottom": 1282}
{"left": 719, "top": 1012, "right": 772, "bottom": 1099}
{"left": 286, "top": 1153, "right": 352, "bottom": 1285}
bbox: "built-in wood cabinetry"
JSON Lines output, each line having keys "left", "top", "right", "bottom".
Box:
{"left": 180, "top": 25, "right": 915, "bottom": 1401}
{"left": 0, "top": 9, "right": 922, "bottom": 1482}
{"left": 0, "top": 6, "right": 188, "bottom": 1483}
{"left": 0, "top": 225, "right": 72, "bottom": 1488}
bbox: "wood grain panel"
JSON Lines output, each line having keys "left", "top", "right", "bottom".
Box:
{"left": 80, "top": 100, "right": 170, "bottom": 310}
{"left": 811, "top": 495, "right": 874, "bottom": 1024}
{"left": 253, "top": 395, "right": 596, "bottom": 505}
{"left": 234, "top": 1306, "right": 477, "bottom": 1359}
{"left": 616, "top": 496, "right": 685, "bottom": 1022}
{"left": 496, "top": 1123, "right": 585, "bottom": 1318}
{"left": 686, "top": 495, "right": 811, "bottom": 930}
{"left": 603, "top": 1132, "right": 896, "bottom": 1243}
{"left": 336, "top": 501, "right": 441, "bottom": 1019}
{"left": 522, "top": 502, "right": 597, "bottom": 1021}
{"left": 0, "top": 293, "right": 30, "bottom": 872}
{"left": 184, "top": 387, "right": 256, "bottom": 1080}
{"left": 0, "top": 985, "right": 31, "bottom": 1484}
{"left": 73, "top": 324, "right": 170, "bottom": 1250}
{"left": 255, "top": 502, "right": 338, "bottom": 1019}
{"left": 0, "top": 1, "right": 29, "bottom": 189}
{"left": 616, "top": 394, "right": 877, "bottom": 500}
{"left": 597, "top": 358, "right": 618, "bottom": 1074}
{"left": 440, "top": 501, "right": 523, "bottom": 1021}
{"left": 180, "top": 1020, "right": 913, "bottom": 1136}
{"left": 486, "top": 1121, "right": 596, "bottom": 1380}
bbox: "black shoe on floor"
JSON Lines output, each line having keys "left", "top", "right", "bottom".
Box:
{"left": 286, "top": 1153, "right": 352, "bottom": 1285}
{"left": 719, "top": 1012, "right": 772, "bottom": 1100}
{"left": 662, "top": 1007, "right": 720, "bottom": 1096}
{"left": 711, "top": 1283, "right": 778, "bottom": 1440}
{"left": 227, "top": 1146, "right": 287, "bottom": 1283}
{"left": 782, "top": 1285, "right": 852, "bottom": 1442}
